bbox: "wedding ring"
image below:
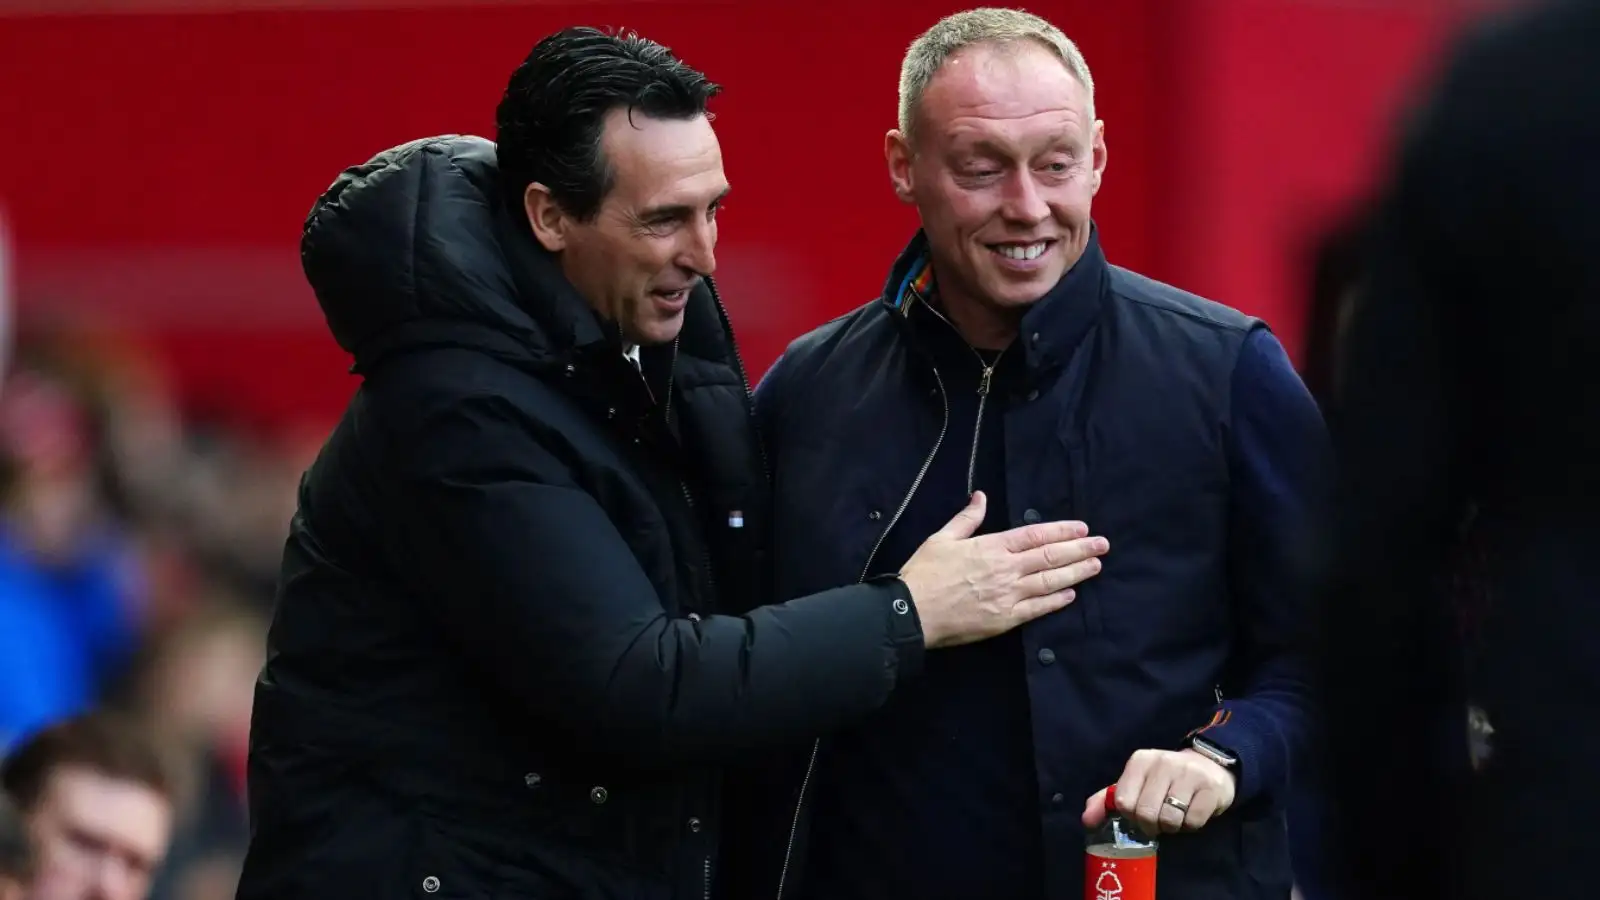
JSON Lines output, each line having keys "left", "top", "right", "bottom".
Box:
{"left": 1163, "top": 795, "right": 1190, "bottom": 813}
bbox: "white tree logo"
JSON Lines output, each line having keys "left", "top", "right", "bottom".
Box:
{"left": 1095, "top": 868, "right": 1124, "bottom": 899}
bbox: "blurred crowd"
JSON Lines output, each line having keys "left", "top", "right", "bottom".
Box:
{"left": 0, "top": 321, "right": 316, "bottom": 900}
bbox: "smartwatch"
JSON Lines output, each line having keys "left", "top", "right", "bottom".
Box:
{"left": 1189, "top": 736, "right": 1238, "bottom": 769}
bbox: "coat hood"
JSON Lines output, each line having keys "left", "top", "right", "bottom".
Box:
{"left": 300, "top": 134, "right": 612, "bottom": 373}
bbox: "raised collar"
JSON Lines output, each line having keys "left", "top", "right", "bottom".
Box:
{"left": 879, "top": 226, "right": 1109, "bottom": 374}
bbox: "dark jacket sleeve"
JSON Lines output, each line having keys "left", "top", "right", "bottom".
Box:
{"left": 1190, "top": 328, "right": 1328, "bottom": 808}
{"left": 383, "top": 390, "right": 924, "bottom": 765}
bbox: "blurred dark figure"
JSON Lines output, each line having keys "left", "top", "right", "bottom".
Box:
{"left": 1288, "top": 212, "right": 1370, "bottom": 900}
{"left": 0, "top": 792, "right": 30, "bottom": 900}
{"left": 1284, "top": 213, "right": 1371, "bottom": 900}
{"left": 1320, "top": 2, "right": 1600, "bottom": 898}
{"left": 1299, "top": 214, "right": 1369, "bottom": 414}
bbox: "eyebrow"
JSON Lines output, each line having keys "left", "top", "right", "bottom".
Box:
{"left": 639, "top": 185, "right": 731, "bottom": 221}
{"left": 964, "top": 139, "right": 1013, "bottom": 158}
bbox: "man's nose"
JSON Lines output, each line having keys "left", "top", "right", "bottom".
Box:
{"left": 678, "top": 219, "right": 717, "bottom": 278}
{"left": 999, "top": 170, "right": 1050, "bottom": 225}
{"left": 89, "top": 857, "right": 138, "bottom": 900}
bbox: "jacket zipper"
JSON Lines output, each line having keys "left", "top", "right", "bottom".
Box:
{"left": 774, "top": 366, "right": 952, "bottom": 900}
{"left": 677, "top": 280, "right": 759, "bottom": 900}
{"left": 919, "top": 299, "right": 1007, "bottom": 494}
{"left": 654, "top": 338, "right": 721, "bottom": 612}
{"left": 704, "top": 278, "right": 771, "bottom": 484}
{"left": 966, "top": 350, "right": 1005, "bottom": 494}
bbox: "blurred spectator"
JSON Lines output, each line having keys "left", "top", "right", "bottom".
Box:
{"left": 120, "top": 602, "right": 263, "bottom": 900}
{"left": 1319, "top": 1, "right": 1600, "bottom": 897}
{"left": 0, "top": 792, "right": 30, "bottom": 900}
{"left": 1, "top": 711, "right": 175, "bottom": 900}
{"left": 0, "top": 368, "right": 142, "bottom": 749}
{"left": 0, "top": 312, "right": 302, "bottom": 897}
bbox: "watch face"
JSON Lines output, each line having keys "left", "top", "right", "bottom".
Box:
{"left": 1194, "top": 738, "right": 1236, "bottom": 766}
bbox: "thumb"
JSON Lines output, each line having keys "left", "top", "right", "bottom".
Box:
{"left": 1082, "top": 786, "right": 1110, "bottom": 828}
{"left": 932, "top": 491, "right": 986, "bottom": 541}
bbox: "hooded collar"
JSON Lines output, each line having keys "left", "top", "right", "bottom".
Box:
{"left": 300, "top": 134, "right": 735, "bottom": 378}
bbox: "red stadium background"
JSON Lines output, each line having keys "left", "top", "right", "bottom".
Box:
{"left": 0, "top": 0, "right": 1472, "bottom": 436}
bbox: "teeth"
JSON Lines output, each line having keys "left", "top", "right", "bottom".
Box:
{"left": 996, "top": 242, "right": 1048, "bottom": 261}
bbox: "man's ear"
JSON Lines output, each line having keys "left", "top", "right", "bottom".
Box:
{"left": 1090, "top": 119, "right": 1108, "bottom": 197}
{"left": 885, "top": 129, "right": 916, "bottom": 205}
{"left": 523, "top": 183, "right": 568, "bottom": 252}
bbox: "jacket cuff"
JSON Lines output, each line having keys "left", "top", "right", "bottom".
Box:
{"left": 864, "top": 574, "right": 925, "bottom": 687}
{"left": 1187, "top": 704, "right": 1285, "bottom": 808}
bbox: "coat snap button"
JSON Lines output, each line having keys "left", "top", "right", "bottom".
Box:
{"left": 688, "top": 817, "right": 703, "bottom": 833}
{"left": 892, "top": 598, "right": 910, "bottom": 616}
{"left": 687, "top": 612, "right": 702, "bottom": 622}
{"left": 1037, "top": 647, "right": 1056, "bottom": 665}
{"left": 590, "top": 786, "right": 609, "bottom": 804}
{"left": 868, "top": 510, "right": 882, "bottom": 521}
{"left": 422, "top": 875, "right": 440, "bottom": 893}
{"left": 1022, "top": 508, "right": 1042, "bottom": 525}
{"left": 523, "top": 772, "right": 541, "bottom": 788}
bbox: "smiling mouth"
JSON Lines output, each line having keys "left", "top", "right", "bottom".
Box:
{"left": 988, "top": 240, "right": 1055, "bottom": 261}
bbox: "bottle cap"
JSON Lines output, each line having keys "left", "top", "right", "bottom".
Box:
{"left": 1104, "top": 784, "right": 1118, "bottom": 815}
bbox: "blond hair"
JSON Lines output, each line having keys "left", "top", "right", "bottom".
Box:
{"left": 898, "top": 8, "right": 1094, "bottom": 141}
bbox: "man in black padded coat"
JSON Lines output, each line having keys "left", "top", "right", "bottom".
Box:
{"left": 234, "top": 26, "right": 1108, "bottom": 900}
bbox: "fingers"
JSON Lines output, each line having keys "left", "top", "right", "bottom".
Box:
{"left": 1013, "top": 556, "right": 1104, "bottom": 599}
{"left": 1183, "top": 787, "right": 1221, "bottom": 831}
{"left": 995, "top": 517, "right": 1087, "bottom": 553}
{"left": 932, "top": 491, "right": 987, "bottom": 541}
{"left": 1155, "top": 787, "right": 1189, "bottom": 835}
{"left": 1081, "top": 786, "right": 1110, "bottom": 828}
{"left": 1106, "top": 749, "right": 1237, "bottom": 836}
{"left": 1014, "top": 535, "right": 1109, "bottom": 576}
{"left": 1009, "top": 588, "right": 1076, "bottom": 624}
{"left": 1123, "top": 752, "right": 1176, "bottom": 836}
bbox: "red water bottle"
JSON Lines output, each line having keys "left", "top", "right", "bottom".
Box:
{"left": 1085, "top": 785, "right": 1158, "bottom": 900}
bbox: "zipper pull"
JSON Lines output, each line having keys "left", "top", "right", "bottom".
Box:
{"left": 978, "top": 365, "right": 994, "bottom": 396}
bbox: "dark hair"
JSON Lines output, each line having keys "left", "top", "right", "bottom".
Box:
{"left": 0, "top": 792, "right": 29, "bottom": 882}
{"left": 495, "top": 26, "right": 721, "bottom": 222}
{"left": 1, "top": 712, "right": 173, "bottom": 812}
